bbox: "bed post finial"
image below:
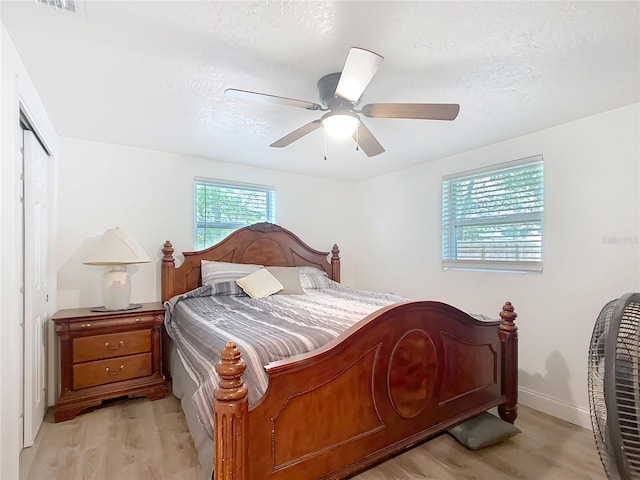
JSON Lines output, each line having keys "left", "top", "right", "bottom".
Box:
{"left": 214, "top": 342, "right": 248, "bottom": 480}
{"left": 498, "top": 301, "right": 518, "bottom": 424}
{"left": 499, "top": 301, "right": 517, "bottom": 331}
{"left": 331, "top": 244, "right": 341, "bottom": 283}
{"left": 162, "top": 240, "right": 174, "bottom": 262}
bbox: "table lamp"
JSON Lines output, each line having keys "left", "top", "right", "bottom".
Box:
{"left": 83, "top": 228, "right": 151, "bottom": 311}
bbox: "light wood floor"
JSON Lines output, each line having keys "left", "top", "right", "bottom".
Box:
{"left": 20, "top": 395, "right": 605, "bottom": 480}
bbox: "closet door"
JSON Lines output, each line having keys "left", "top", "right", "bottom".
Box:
{"left": 23, "top": 130, "right": 50, "bottom": 447}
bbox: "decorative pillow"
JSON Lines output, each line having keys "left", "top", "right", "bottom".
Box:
{"left": 447, "top": 412, "right": 521, "bottom": 450}
{"left": 201, "top": 260, "right": 263, "bottom": 286}
{"left": 236, "top": 268, "right": 284, "bottom": 299}
{"left": 265, "top": 267, "right": 305, "bottom": 295}
{"left": 299, "top": 266, "right": 333, "bottom": 291}
{"left": 208, "top": 281, "right": 246, "bottom": 296}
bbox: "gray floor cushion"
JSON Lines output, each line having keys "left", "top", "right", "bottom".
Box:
{"left": 448, "top": 412, "right": 521, "bottom": 450}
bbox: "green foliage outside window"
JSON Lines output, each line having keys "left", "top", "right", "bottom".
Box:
{"left": 194, "top": 180, "right": 276, "bottom": 250}
{"left": 442, "top": 156, "right": 544, "bottom": 272}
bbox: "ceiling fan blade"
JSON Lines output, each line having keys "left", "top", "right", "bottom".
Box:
{"left": 225, "top": 88, "right": 322, "bottom": 110}
{"left": 335, "top": 47, "right": 384, "bottom": 103}
{"left": 362, "top": 103, "right": 460, "bottom": 120}
{"left": 270, "top": 120, "right": 322, "bottom": 148}
{"left": 353, "top": 122, "right": 385, "bottom": 157}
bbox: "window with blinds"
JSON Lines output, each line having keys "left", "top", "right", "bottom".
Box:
{"left": 194, "top": 178, "right": 276, "bottom": 250}
{"left": 442, "top": 155, "right": 544, "bottom": 273}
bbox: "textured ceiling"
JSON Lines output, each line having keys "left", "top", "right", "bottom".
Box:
{"left": 2, "top": 1, "right": 639, "bottom": 180}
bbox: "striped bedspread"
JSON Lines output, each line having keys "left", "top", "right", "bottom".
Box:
{"left": 164, "top": 282, "right": 407, "bottom": 438}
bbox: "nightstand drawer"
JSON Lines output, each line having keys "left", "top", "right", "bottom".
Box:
{"left": 73, "top": 330, "right": 151, "bottom": 363}
{"left": 68, "top": 313, "right": 158, "bottom": 332}
{"left": 73, "top": 353, "right": 152, "bottom": 389}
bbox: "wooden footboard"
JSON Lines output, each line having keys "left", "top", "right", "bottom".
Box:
{"left": 214, "top": 300, "right": 518, "bottom": 480}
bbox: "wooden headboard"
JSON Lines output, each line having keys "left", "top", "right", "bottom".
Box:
{"left": 161, "top": 222, "right": 340, "bottom": 302}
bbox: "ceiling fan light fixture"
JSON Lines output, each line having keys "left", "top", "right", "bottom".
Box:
{"left": 321, "top": 113, "right": 359, "bottom": 139}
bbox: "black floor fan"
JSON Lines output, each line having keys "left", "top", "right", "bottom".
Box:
{"left": 589, "top": 293, "right": 640, "bottom": 479}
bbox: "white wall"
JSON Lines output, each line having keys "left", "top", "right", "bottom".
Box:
{"left": 354, "top": 103, "right": 640, "bottom": 428}
{"left": 1, "top": 22, "right": 58, "bottom": 479}
{"left": 55, "top": 138, "right": 357, "bottom": 309}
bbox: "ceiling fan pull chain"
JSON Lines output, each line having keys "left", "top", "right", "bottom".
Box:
{"left": 324, "top": 130, "right": 328, "bottom": 160}
{"left": 356, "top": 126, "right": 359, "bottom": 151}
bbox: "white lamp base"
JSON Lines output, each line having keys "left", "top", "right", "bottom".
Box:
{"left": 102, "top": 265, "right": 131, "bottom": 310}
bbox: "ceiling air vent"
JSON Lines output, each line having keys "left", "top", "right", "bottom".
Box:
{"left": 36, "top": 0, "right": 83, "bottom": 14}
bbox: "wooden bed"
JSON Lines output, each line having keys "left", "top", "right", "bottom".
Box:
{"left": 160, "top": 222, "right": 518, "bottom": 480}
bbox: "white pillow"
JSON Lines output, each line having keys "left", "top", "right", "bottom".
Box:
{"left": 236, "top": 268, "right": 284, "bottom": 299}
{"left": 201, "top": 260, "right": 263, "bottom": 286}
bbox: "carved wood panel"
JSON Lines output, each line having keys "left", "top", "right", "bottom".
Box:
{"left": 271, "top": 348, "right": 383, "bottom": 470}
{"left": 387, "top": 330, "right": 437, "bottom": 418}
{"left": 439, "top": 332, "right": 498, "bottom": 405}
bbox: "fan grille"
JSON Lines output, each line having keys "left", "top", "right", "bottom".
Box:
{"left": 589, "top": 299, "right": 619, "bottom": 479}
{"left": 614, "top": 301, "right": 640, "bottom": 476}
{"left": 589, "top": 295, "right": 640, "bottom": 479}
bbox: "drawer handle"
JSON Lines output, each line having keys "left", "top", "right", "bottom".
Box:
{"left": 105, "top": 340, "right": 124, "bottom": 350}
{"left": 105, "top": 365, "right": 125, "bottom": 376}
{"left": 81, "top": 323, "right": 91, "bottom": 328}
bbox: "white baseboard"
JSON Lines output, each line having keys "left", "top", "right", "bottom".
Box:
{"left": 518, "top": 386, "right": 592, "bottom": 430}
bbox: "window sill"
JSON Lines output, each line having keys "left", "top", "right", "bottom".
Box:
{"left": 442, "top": 260, "right": 543, "bottom": 274}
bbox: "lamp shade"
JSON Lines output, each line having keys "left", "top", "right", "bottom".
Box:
{"left": 83, "top": 228, "right": 150, "bottom": 266}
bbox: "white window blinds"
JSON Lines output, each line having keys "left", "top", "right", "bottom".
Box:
{"left": 442, "top": 155, "right": 544, "bottom": 273}
{"left": 194, "top": 178, "right": 276, "bottom": 250}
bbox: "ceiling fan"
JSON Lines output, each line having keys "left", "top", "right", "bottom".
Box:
{"left": 225, "top": 47, "right": 460, "bottom": 157}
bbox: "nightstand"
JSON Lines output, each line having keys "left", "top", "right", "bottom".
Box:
{"left": 51, "top": 302, "right": 168, "bottom": 422}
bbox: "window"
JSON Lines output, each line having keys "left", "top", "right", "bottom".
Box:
{"left": 194, "top": 178, "right": 276, "bottom": 250}
{"left": 442, "top": 155, "right": 544, "bottom": 273}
